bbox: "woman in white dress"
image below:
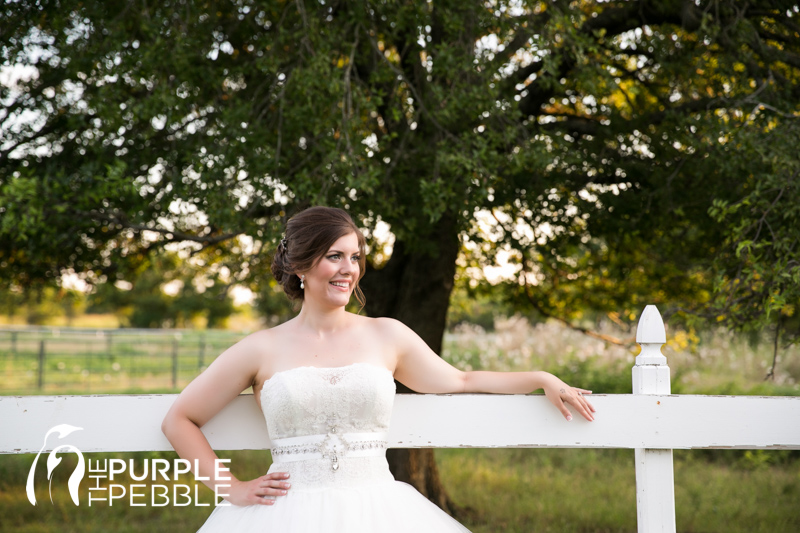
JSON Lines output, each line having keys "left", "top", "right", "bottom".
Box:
{"left": 161, "top": 206, "right": 595, "bottom": 532}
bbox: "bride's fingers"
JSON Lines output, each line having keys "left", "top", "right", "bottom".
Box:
{"left": 257, "top": 475, "right": 291, "bottom": 496}
{"left": 579, "top": 390, "right": 596, "bottom": 414}
{"left": 583, "top": 396, "right": 596, "bottom": 413}
{"left": 262, "top": 474, "right": 290, "bottom": 485}
{"left": 548, "top": 384, "right": 596, "bottom": 421}
{"left": 258, "top": 487, "right": 287, "bottom": 498}
{"left": 560, "top": 388, "right": 595, "bottom": 421}
{"left": 571, "top": 393, "right": 595, "bottom": 421}
{"left": 258, "top": 483, "right": 289, "bottom": 493}
{"left": 572, "top": 388, "right": 595, "bottom": 410}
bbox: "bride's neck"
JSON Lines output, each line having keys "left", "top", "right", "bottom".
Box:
{"left": 295, "top": 304, "right": 351, "bottom": 337}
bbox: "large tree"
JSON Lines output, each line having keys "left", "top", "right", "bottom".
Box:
{"left": 3, "top": 0, "right": 800, "bottom": 511}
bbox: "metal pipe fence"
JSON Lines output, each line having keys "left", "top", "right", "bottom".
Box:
{"left": 0, "top": 327, "right": 247, "bottom": 394}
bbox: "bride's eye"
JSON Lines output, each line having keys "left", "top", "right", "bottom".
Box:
{"left": 351, "top": 255, "right": 360, "bottom": 263}
{"left": 327, "top": 253, "right": 341, "bottom": 261}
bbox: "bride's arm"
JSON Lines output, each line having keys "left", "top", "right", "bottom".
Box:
{"left": 383, "top": 318, "right": 596, "bottom": 422}
{"left": 161, "top": 332, "right": 290, "bottom": 506}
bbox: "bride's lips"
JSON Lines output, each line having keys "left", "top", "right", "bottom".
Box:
{"left": 329, "top": 280, "right": 351, "bottom": 291}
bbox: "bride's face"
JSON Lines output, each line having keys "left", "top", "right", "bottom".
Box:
{"left": 302, "top": 232, "right": 361, "bottom": 308}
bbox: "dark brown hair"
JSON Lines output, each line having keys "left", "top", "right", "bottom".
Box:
{"left": 271, "top": 206, "right": 367, "bottom": 307}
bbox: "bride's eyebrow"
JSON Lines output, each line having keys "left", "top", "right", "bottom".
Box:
{"left": 327, "top": 248, "right": 360, "bottom": 255}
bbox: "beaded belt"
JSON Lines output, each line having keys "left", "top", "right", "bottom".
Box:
{"left": 270, "top": 431, "right": 388, "bottom": 472}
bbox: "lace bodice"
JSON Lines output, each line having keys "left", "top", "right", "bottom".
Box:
{"left": 261, "top": 363, "right": 396, "bottom": 438}
{"left": 260, "top": 363, "right": 397, "bottom": 489}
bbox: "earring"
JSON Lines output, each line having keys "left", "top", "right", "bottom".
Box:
{"left": 300, "top": 276, "right": 305, "bottom": 290}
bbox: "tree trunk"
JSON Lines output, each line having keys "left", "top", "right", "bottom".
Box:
{"left": 361, "top": 214, "right": 461, "bottom": 514}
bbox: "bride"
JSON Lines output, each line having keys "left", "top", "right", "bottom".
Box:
{"left": 162, "top": 206, "right": 595, "bottom": 532}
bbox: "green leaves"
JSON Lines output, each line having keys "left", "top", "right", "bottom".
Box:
{"left": 2, "top": 0, "right": 800, "bottom": 348}
{"left": 705, "top": 118, "right": 800, "bottom": 342}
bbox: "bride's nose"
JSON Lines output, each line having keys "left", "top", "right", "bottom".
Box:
{"left": 339, "top": 260, "right": 356, "bottom": 276}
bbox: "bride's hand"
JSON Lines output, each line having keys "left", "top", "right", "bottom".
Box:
{"left": 541, "top": 373, "right": 595, "bottom": 422}
{"left": 223, "top": 472, "right": 291, "bottom": 506}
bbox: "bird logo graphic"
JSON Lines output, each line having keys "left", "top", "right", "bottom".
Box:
{"left": 26, "top": 424, "right": 85, "bottom": 506}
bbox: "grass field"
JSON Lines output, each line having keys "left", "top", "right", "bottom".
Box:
{"left": 442, "top": 448, "right": 800, "bottom": 533}
{"left": 2, "top": 318, "right": 799, "bottom": 531}
{"left": 0, "top": 327, "right": 246, "bottom": 394}
{"left": 3, "top": 317, "right": 799, "bottom": 396}
{"left": 2, "top": 448, "right": 798, "bottom": 533}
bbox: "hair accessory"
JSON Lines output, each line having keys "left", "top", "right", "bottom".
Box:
{"left": 281, "top": 238, "right": 288, "bottom": 250}
{"left": 300, "top": 275, "right": 305, "bottom": 290}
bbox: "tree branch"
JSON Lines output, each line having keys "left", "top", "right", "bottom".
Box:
{"left": 517, "top": 268, "right": 636, "bottom": 346}
{"left": 88, "top": 210, "right": 244, "bottom": 246}
{"left": 523, "top": 287, "right": 636, "bottom": 346}
{"left": 765, "top": 317, "right": 782, "bottom": 381}
{"left": 366, "top": 34, "right": 463, "bottom": 147}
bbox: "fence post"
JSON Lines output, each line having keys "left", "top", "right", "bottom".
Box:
{"left": 632, "top": 305, "right": 676, "bottom": 532}
{"left": 198, "top": 334, "right": 206, "bottom": 370}
{"left": 172, "top": 337, "right": 179, "bottom": 389}
{"left": 37, "top": 340, "right": 46, "bottom": 391}
{"left": 106, "top": 332, "right": 113, "bottom": 359}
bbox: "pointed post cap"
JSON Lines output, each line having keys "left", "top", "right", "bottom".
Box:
{"left": 636, "top": 305, "right": 666, "bottom": 344}
{"left": 633, "top": 305, "right": 670, "bottom": 382}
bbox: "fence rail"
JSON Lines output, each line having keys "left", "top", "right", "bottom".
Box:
{"left": 3, "top": 306, "right": 800, "bottom": 533}
{"left": 0, "top": 327, "right": 246, "bottom": 393}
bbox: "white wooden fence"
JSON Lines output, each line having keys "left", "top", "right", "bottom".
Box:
{"left": 2, "top": 305, "right": 799, "bottom": 532}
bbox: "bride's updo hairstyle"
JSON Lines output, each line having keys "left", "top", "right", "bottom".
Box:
{"left": 271, "top": 206, "right": 367, "bottom": 307}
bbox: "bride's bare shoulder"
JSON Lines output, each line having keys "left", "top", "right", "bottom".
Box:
{"left": 222, "top": 319, "right": 295, "bottom": 357}
{"left": 229, "top": 321, "right": 300, "bottom": 383}
{"left": 355, "top": 315, "right": 412, "bottom": 339}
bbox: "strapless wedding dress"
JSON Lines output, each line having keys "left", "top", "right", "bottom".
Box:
{"left": 197, "top": 363, "right": 470, "bottom": 532}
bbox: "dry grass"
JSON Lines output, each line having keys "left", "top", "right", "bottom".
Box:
{"left": 443, "top": 317, "right": 800, "bottom": 395}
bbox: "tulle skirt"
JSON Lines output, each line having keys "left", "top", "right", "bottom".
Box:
{"left": 196, "top": 457, "right": 470, "bottom": 532}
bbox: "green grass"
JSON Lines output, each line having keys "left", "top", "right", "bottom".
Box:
{"left": 441, "top": 448, "right": 638, "bottom": 532}
{"left": 439, "top": 448, "right": 800, "bottom": 533}
{"left": 3, "top": 449, "right": 798, "bottom": 532}
{"left": 0, "top": 329, "right": 246, "bottom": 394}
{"left": 0, "top": 451, "right": 269, "bottom": 533}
